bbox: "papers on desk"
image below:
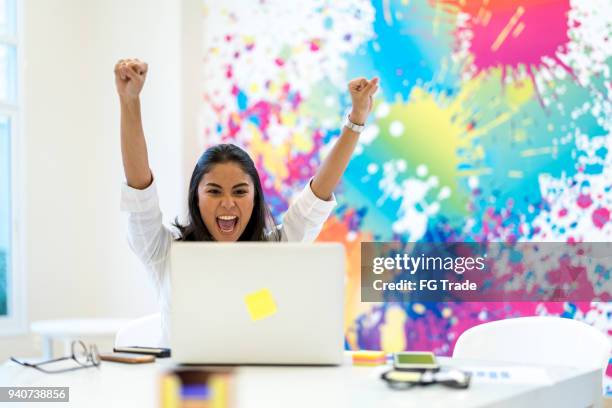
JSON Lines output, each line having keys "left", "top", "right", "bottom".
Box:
{"left": 370, "top": 364, "right": 552, "bottom": 386}
{"left": 461, "top": 366, "right": 553, "bottom": 385}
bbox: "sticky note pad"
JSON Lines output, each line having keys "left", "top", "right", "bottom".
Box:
{"left": 352, "top": 350, "right": 387, "bottom": 366}
{"left": 353, "top": 360, "right": 387, "bottom": 367}
{"left": 244, "top": 288, "right": 277, "bottom": 321}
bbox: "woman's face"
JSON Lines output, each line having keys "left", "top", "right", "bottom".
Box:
{"left": 198, "top": 162, "right": 255, "bottom": 242}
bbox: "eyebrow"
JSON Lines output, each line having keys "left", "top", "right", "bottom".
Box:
{"left": 205, "top": 182, "right": 250, "bottom": 189}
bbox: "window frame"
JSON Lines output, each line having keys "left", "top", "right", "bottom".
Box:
{"left": 0, "top": 0, "right": 26, "bottom": 336}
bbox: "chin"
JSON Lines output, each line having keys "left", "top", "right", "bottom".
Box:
{"left": 215, "top": 235, "right": 239, "bottom": 242}
{"left": 212, "top": 228, "right": 245, "bottom": 242}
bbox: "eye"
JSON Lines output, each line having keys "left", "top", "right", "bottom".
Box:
{"left": 207, "top": 189, "right": 221, "bottom": 195}
{"left": 234, "top": 189, "right": 248, "bottom": 195}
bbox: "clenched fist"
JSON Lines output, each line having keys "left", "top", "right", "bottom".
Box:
{"left": 348, "top": 77, "right": 379, "bottom": 125}
{"left": 114, "top": 58, "right": 148, "bottom": 100}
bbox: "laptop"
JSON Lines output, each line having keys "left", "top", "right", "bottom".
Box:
{"left": 169, "top": 242, "right": 345, "bottom": 365}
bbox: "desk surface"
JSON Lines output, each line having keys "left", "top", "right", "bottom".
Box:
{"left": 0, "top": 354, "right": 602, "bottom": 408}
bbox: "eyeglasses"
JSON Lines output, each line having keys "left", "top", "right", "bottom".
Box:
{"left": 381, "top": 368, "right": 471, "bottom": 390}
{"left": 11, "top": 340, "right": 101, "bottom": 374}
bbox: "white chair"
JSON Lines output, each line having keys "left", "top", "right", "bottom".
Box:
{"left": 31, "top": 318, "right": 129, "bottom": 359}
{"left": 114, "top": 313, "right": 164, "bottom": 348}
{"left": 453, "top": 316, "right": 611, "bottom": 372}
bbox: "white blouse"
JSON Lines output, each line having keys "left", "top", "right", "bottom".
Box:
{"left": 120, "top": 178, "right": 337, "bottom": 346}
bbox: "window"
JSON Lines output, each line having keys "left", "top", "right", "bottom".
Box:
{"left": 1, "top": 115, "right": 10, "bottom": 317}
{"left": 0, "top": 0, "right": 23, "bottom": 334}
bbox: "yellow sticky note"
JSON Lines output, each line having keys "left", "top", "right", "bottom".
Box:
{"left": 245, "top": 288, "right": 277, "bottom": 321}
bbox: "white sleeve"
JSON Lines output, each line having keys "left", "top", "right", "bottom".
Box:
{"left": 120, "top": 179, "right": 173, "bottom": 290}
{"left": 281, "top": 179, "right": 337, "bottom": 242}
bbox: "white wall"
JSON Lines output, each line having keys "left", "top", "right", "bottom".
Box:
{"left": 0, "top": 0, "right": 200, "bottom": 360}
{"left": 182, "top": 0, "right": 205, "bottom": 214}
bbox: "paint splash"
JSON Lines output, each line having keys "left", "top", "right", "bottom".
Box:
{"left": 200, "top": 0, "right": 612, "bottom": 393}
{"left": 437, "top": 0, "right": 575, "bottom": 89}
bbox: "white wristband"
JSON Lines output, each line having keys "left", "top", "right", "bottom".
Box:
{"left": 344, "top": 114, "right": 365, "bottom": 133}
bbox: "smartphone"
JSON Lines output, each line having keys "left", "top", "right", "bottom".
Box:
{"left": 393, "top": 352, "right": 439, "bottom": 371}
{"left": 113, "top": 346, "right": 171, "bottom": 358}
{"left": 99, "top": 352, "right": 156, "bottom": 364}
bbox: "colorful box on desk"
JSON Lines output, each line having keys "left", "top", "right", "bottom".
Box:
{"left": 160, "top": 368, "right": 234, "bottom": 408}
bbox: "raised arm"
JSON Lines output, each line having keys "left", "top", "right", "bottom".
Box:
{"left": 114, "top": 58, "right": 153, "bottom": 190}
{"left": 310, "top": 77, "right": 379, "bottom": 200}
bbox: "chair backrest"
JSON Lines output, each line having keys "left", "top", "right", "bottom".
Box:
{"left": 114, "top": 313, "right": 164, "bottom": 348}
{"left": 453, "top": 316, "right": 611, "bottom": 372}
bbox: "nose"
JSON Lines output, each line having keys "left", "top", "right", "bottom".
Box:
{"left": 220, "top": 195, "right": 236, "bottom": 210}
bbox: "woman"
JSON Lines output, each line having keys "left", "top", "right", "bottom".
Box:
{"left": 115, "top": 58, "right": 378, "bottom": 345}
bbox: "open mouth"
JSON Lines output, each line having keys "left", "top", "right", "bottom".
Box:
{"left": 216, "top": 215, "right": 238, "bottom": 234}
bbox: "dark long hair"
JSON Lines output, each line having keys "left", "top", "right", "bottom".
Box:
{"left": 173, "top": 144, "right": 280, "bottom": 242}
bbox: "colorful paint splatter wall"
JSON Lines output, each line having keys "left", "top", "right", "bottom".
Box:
{"left": 200, "top": 0, "right": 612, "bottom": 391}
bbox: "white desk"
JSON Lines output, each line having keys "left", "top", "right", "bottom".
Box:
{"left": 0, "top": 354, "right": 602, "bottom": 407}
